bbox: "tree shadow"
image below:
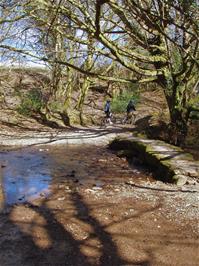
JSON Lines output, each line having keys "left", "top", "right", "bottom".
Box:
{"left": 0, "top": 120, "right": 47, "bottom": 132}
{"left": 1, "top": 164, "right": 198, "bottom": 266}
{"left": 30, "top": 113, "right": 62, "bottom": 129}
{"left": 0, "top": 187, "right": 152, "bottom": 266}
{"left": 133, "top": 117, "right": 170, "bottom": 143}
{"left": 0, "top": 201, "right": 92, "bottom": 266}
{"left": 0, "top": 123, "right": 136, "bottom": 148}
{"left": 70, "top": 191, "right": 127, "bottom": 266}
{"left": 134, "top": 115, "right": 153, "bottom": 132}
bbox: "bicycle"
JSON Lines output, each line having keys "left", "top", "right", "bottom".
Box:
{"left": 100, "top": 112, "right": 114, "bottom": 127}
{"left": 122, "top": 111, "right": 137, "bottom": 125}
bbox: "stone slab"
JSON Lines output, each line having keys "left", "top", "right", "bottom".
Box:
{"left": 109, "top": 136, "right": 199, "bottom": 184}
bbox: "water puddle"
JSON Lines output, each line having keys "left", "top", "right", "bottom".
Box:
{"left": 0, "top": 145, "right": 151, "bottom": 207}
{"left": 0, "top": 148, "right": 52, "bottom": 206}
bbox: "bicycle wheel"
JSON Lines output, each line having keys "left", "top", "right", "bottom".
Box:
{"left": 122, "top": 117, "right": 127, "bottom": 124}
{"left": 100, "top": 117, "right": 109, "bottom": 127}
{"left": 131, "top": 113, "right": 136, "bottom": 124}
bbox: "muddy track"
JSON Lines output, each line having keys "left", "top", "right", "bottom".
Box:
{"left": 0, "top": 145, "right": 198, "bottom": 266}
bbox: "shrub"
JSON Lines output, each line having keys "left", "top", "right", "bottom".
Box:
{"left": 17, "top": 88, "right": 43, "bottom": 116}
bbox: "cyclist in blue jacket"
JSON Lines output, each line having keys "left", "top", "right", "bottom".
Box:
{"left": 104, "top": 100, "right": 113, "bottom": 124}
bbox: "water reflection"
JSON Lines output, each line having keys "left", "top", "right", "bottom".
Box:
{"left": 0, "top": 149, "right": 52, "bottom": 206}
{"left": 0, "top": 144, "right": 150, "bottom": 208}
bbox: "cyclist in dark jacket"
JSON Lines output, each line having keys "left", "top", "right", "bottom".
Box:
{"left": 127, "top": 100, "right": 136, "bottom": 113}
{"left": 123, "top": 99, "right": 136, "bottom": 124}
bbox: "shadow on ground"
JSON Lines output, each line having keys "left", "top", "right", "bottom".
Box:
{"left": 0, "top": 187, "right": 153, "bottom": 266}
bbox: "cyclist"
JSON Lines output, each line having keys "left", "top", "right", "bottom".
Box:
{"left": 104, "top": 99, "right": 113, "bottom": 124}
{"left": 123, "top": 99, "right": 136, "bottom": 124}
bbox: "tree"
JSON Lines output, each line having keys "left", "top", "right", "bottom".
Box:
{"left": 25, "top": 0, "right": 111, "bottom": 125}
{"left": 0, "top": 0, "right": 198, "bottom": 144}
{"left": 32, "top": 0, "right": 198, "bottom": 144}
{"left": 0, "top": 0, "right": 28, "bottom": 62}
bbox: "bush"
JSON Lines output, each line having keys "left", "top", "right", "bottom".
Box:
{"left": 111, "top": 86, "right": 139, "bottom": 113}
{"left": 17, "top": 88, "right": 43, "bottom": 116}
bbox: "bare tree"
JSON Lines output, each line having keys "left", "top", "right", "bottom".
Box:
{"left": 34, "top": 0, "right": 198, "bottom": 144}
{"left": 0, "top": 0, "right": 198, "bottom": 143}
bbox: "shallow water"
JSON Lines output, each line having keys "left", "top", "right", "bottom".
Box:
{"left": 0, "top": 148, "right": 52, "bottom": 205}
{"left": 0, "top": 145, "right": 150, "bottom": 207}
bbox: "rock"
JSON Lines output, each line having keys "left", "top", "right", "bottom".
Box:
{"left": 173, "top": 174, "right": 188, "bottom": 186}
{"left": 92, "top": 186, "right": 102, "bottom": 190}
{"left": 98, "top": 159, "right": 107, "bottom": 162}
{"left": 186, "top": 179, "right": 197, "bottom": 185}
{"left": 110, "top": 137, "right": 199, "bottom": 183}
{"left": 58, "top": 197, "right": 65, "bottom": 201}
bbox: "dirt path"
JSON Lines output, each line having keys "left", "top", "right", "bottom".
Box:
{"left": 0, "top": 125, "right": 134, "bottom": 147}
{"left": 0, "top": 145, "right": 198, "bottom": 266}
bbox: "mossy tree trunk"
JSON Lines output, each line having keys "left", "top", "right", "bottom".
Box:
{"left": 58, "top": 67, "right": 74, "bottom": 126}
{"left": 148, "top": 30, "right": 197, "bottom": 145}
{"left": 164, "top": 77, "right": 197, "bottom": 145}
{"left": 59, "top": 43, "right": 76, "bottom": 126}
{"left": 76, "top": 76, "right": 91, "bottom": 125}
{"left": 165, "top": 83, "right": 190, "bottom": 145}
{"left": 76, "top": 34, "right": 94, "bottom": 125}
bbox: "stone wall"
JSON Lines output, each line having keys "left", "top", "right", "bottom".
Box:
{"left": 109, "top": 136, "right": 199, "bottom": 186}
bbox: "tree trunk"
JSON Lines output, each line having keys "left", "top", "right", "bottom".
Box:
{"left": 76, "top": 76, "right": 91, "bottom": 125}
{"left": 59, "top": 68, "right": 74, "bottom": 126}
{"left": 169, "top": 108, "right": 188, "bottom": 146}
{"left": 59, "top": 111, "right": 70, "bottom": 126}
{"left": 76, "top": 76, "right": 91, "bottom": 110}
{"left": 165, "top": 83, "right": 189, "bottom": 146}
